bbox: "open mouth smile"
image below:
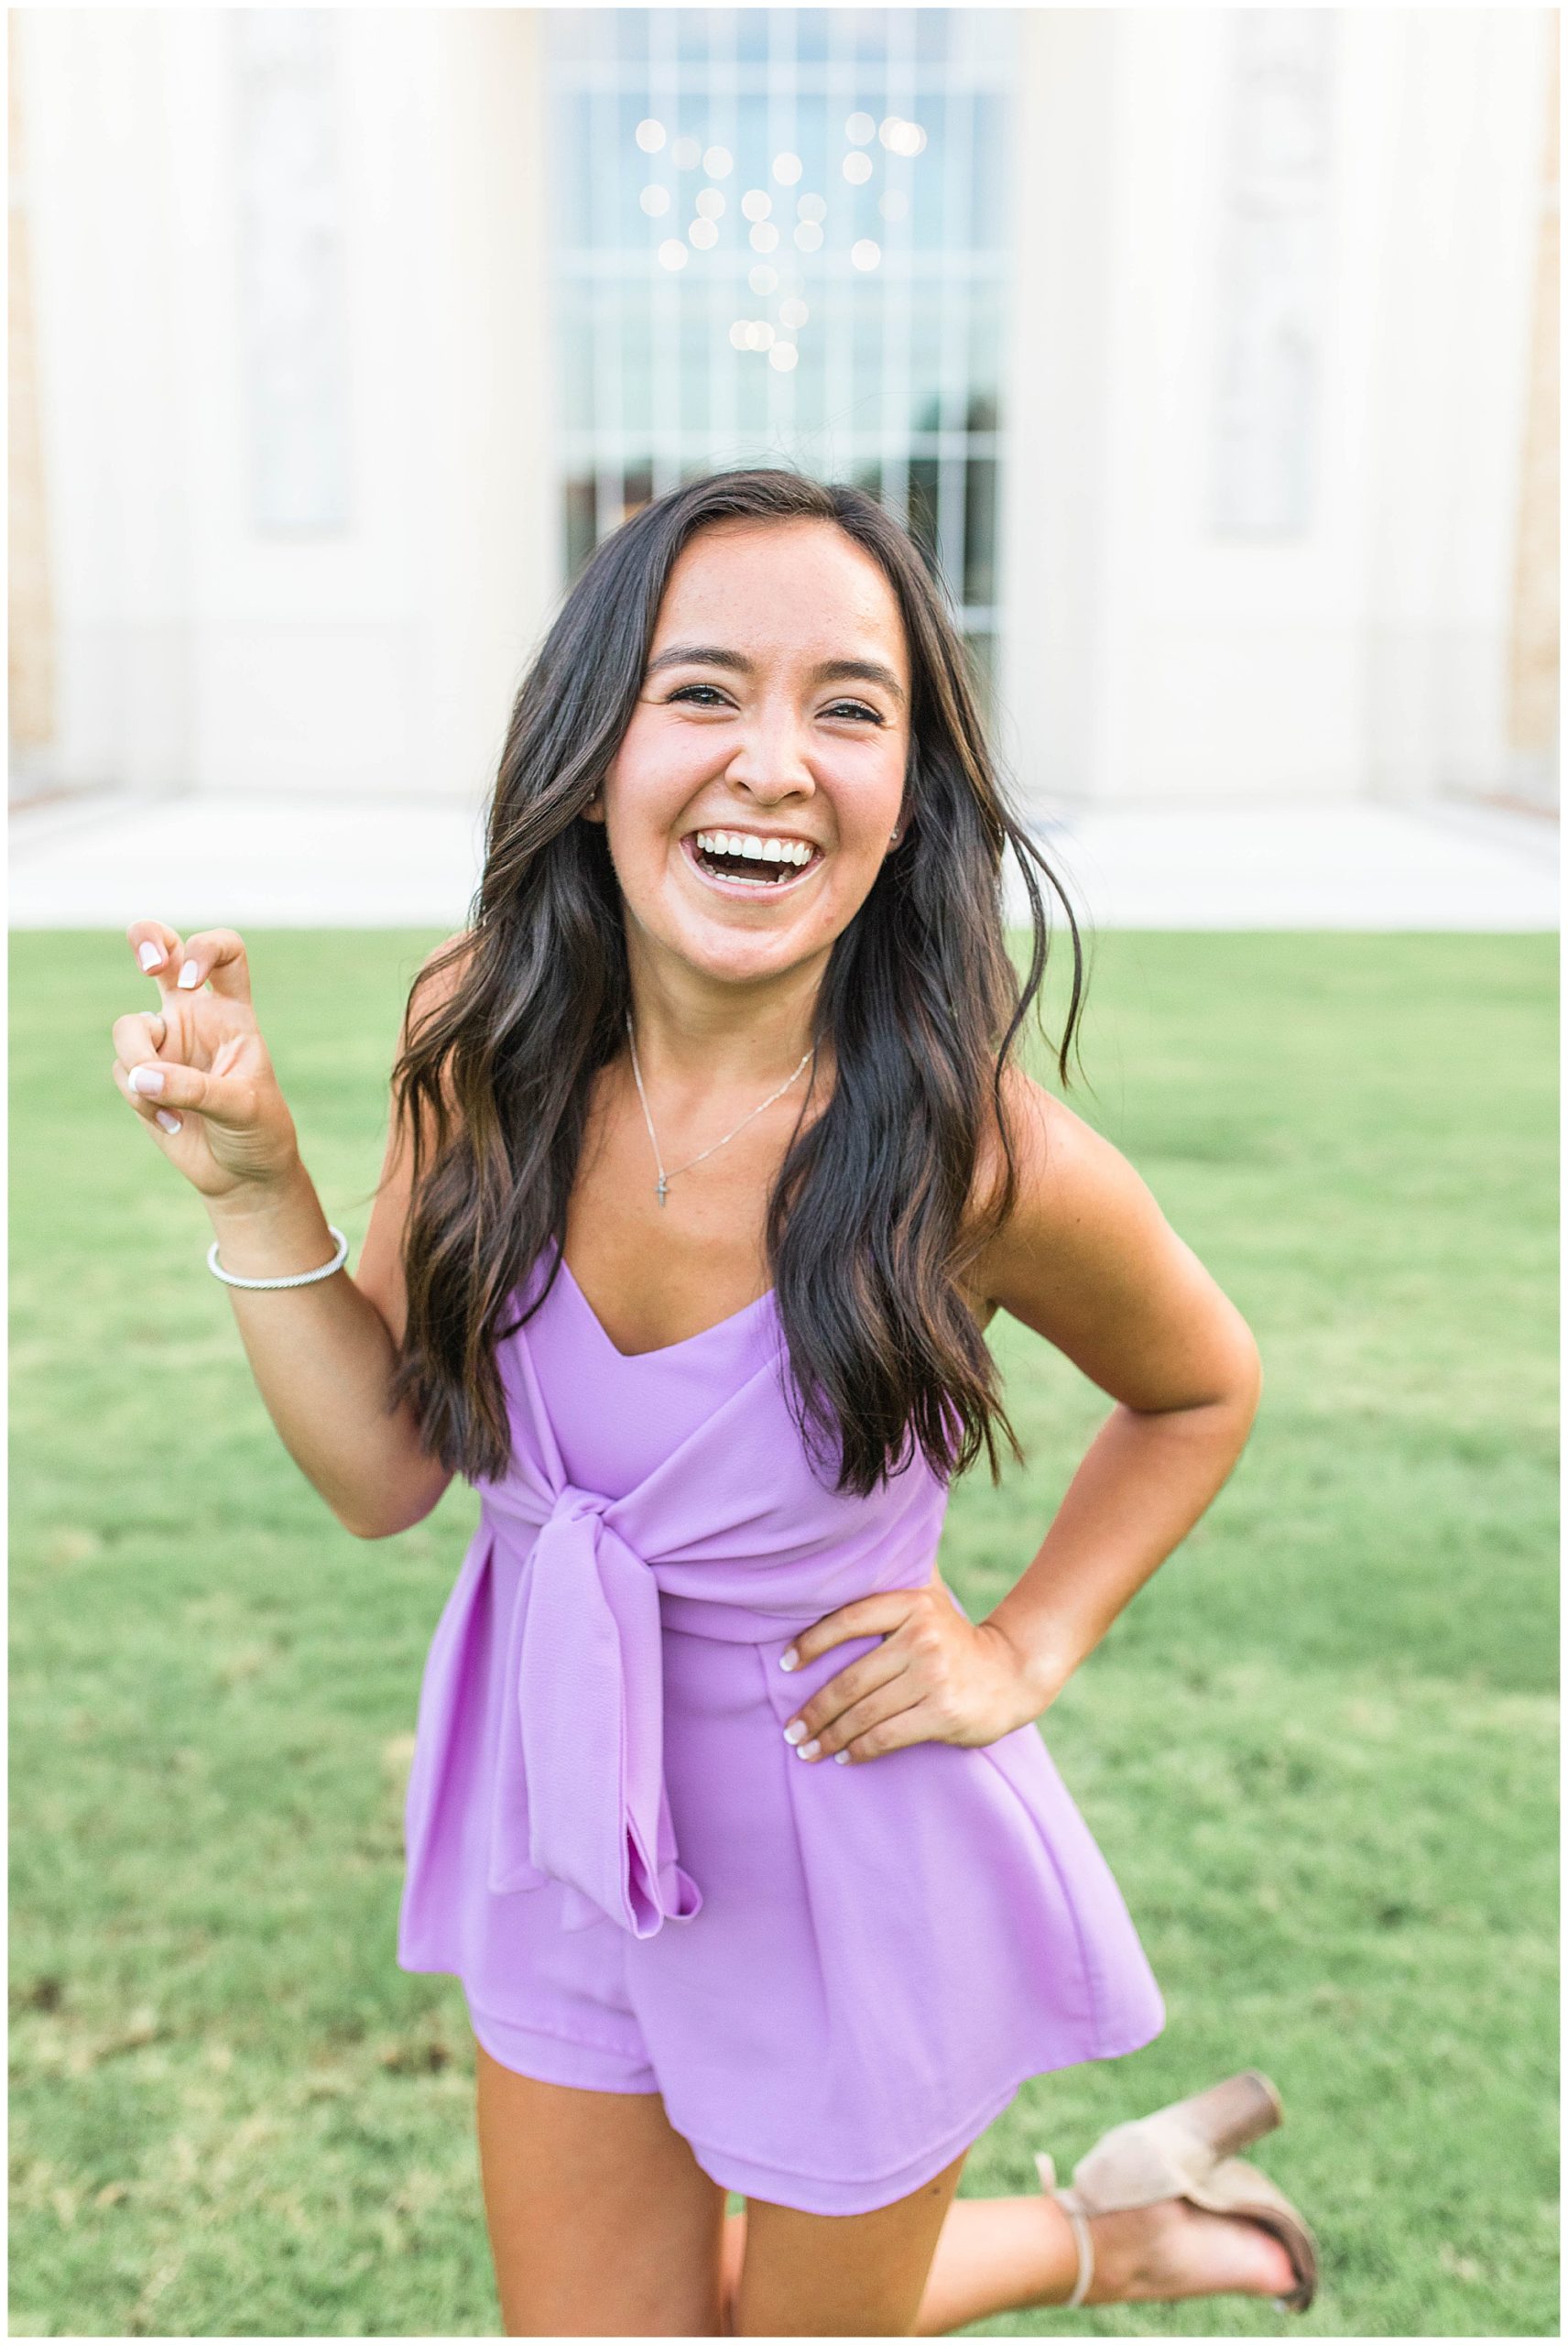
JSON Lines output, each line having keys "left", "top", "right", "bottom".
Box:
{"left": 679, "top": 829, "right": 826, "bottom": 898}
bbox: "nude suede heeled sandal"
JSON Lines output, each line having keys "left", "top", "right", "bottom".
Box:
{"left": 1034, "top": 2068, "right": 1319, "bottom": 2314}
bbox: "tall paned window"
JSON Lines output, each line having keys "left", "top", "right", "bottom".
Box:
{"left": 548, "top": 7, "right": 1014, "bottom": 705}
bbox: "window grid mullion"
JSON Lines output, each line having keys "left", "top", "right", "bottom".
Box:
{"left": 550, "top": 4, "right": 1009, "bottom": 711}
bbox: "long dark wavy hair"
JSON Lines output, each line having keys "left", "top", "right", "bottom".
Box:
{"left": 390, "top": 467, "right": 1089, "bottom": 1498}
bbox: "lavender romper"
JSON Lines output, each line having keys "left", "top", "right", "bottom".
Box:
{"left": 397, "top": 1243, "right": 1165, "bottom": 2216}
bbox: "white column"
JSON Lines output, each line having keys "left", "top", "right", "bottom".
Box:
{"left": 18, "top": 9, "right": 196, "bottom": 794}
{"left": 18, "top": 5, "right": 558, "bottom": 805}
{"left": 996, "top": 9, "right": 1119, "bottom": 816}
{"left": 998, "top": 7, "right": 1553, "bottom": 813}
{"left": 409, "top": 8, "right": 558, "bottom": 810}
{"left": 1362, "top": 7, "right": 1554, "bottom": 804}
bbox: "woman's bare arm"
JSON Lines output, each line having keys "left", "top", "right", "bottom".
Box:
{"left": 199, "top": 1091, "right": 453, "bottom": 1539}
{"left": 975, "top": 1066, "right": 1264, "bottom": 1700}
{"left": 722, "top": 1063, "right": 1266, "bottom": 1766}
{"left": 111, "top": 922, "right": 463, "bottom": 1538}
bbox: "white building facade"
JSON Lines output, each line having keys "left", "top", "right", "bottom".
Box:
{"left": 9, "top": 6, "right": 1557, "bottom": 819}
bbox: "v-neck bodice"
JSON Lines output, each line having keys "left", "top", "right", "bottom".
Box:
{"left": 538, "top": 1246, "right": 788, "bottom": 1500}
{"left": 556, "top": 1251, "right": 778, "bottom": 1362}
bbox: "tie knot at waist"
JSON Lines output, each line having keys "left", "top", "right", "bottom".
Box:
{"left": 482, "top": 1483, "right": 702, "bottom": 1941}
{"left": 481, "top": 1479, "right": 614, "bottom": 1542}
{"left": 551, "top": 1484, "right": 614, "bottom": 1529}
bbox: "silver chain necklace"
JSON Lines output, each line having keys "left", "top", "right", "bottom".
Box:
{"left": 626, "top": 1010, "right": 815, "bottom": 1207}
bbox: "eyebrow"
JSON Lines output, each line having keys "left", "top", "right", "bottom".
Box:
{"left": 646, "top": 643, "right": 908, "bottom": 710}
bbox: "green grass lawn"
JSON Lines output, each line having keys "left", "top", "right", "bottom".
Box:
{"left": 10, "top": 928, "right": 1558, "bottom": 2338}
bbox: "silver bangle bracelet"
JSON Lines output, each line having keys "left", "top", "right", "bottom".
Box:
{"left": 206, "top": 1225, "right": 350, "bottom": 1290}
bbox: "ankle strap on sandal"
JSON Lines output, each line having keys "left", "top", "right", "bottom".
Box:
{"left": 1035, "top": 2154, "right": 1094, "bottom": 2309}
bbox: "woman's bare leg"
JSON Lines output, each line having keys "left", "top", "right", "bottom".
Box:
{"left": 728, "top": 2152, "right": 970, "bottom": 2336}
{"left": 474, "top": 2040, "right": 728, "bottom": 2337}
{"left": 722, "top": 2185, "right": 1300, "bottom": 2335}
{"left": 481, "top": 2050, "right": 1301, "bottom": 2339}
{"left": 911, "top": 2193, "right": 1301, "bottom": 2331}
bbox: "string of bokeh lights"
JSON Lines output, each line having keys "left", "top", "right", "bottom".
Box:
{"left": 633, "top": 108, "right": 929, "bottom": 372}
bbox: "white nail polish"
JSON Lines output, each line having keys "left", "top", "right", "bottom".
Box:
{"left": 128, "top": 1064, "right": 165, "bottom": 1096}
{"left": 783, "top": 1721, "right": 806, "bottom": 1745}
{"left": 137, "top": 941, "right": 163, "bottom": 972}
{"left": 834, "top": 1751, "right": 850, "bottom": 1764}
{"left": 779, "top": 1649, "right": 799, "bottom": 1671}
{"left": 795, "top": 1739, "right": 820, "bottom": 1761}
{"left": 154, "top": 1109, "right": 181, "bottom": 1134}
{"left": 177, "top": 960, "right": 200, "bottom": 989}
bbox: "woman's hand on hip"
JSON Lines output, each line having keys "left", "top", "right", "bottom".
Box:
{"left": 110, "top": 922, "right": 302, "bottom": 1199}
{"left": 777, "top": 1573, "right": 1066, "bottom": 1765}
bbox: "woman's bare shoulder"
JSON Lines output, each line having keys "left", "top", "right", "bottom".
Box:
{"left": 984, "top": 1058, "right": 1094, "bottom": 1182}
{"left": 356, "top": 932, "right": 477, "bottom": 1334}
{"left": 403, "top": 929, "right": 480, "bottom": 1036}
{"left": 959, "top": 1060, "right": 1130, "bottom": 1313}
{"left": 964, "top": 1061, "right": 1261, "bottom": 1410}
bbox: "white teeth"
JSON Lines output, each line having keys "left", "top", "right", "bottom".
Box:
{"left": 694, "top": 831, "right": 816, "bottom": 869}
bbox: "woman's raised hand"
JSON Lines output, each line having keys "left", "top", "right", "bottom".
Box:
{"left": 111, "top": 923, "right": 302, "bottom": 1199}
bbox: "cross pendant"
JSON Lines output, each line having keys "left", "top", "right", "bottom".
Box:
{"left": 657, "top": 1174, "right": 669, "bottom": 1207}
